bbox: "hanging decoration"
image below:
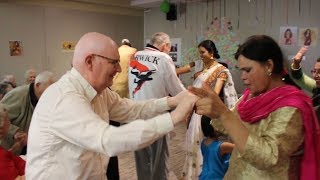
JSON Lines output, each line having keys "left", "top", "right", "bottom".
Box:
{"left": 298, "top": 0, "right": 301, "bottom": 16}
{"left": 182, "top": 17, "right": 239, "bottom": 70}
{"left": 309, "top": 0, "right": 311, "bottom": 16}
{"left": 179, "top": 1, "right": 186, "bottom": 15}
{"left": 206, "top": 0, "right": 209, "bottom": 26}
{"left": 255, "top": 0, "right": 259, "bottom": 24}
{"left": 237, "top": 0, "right": 240, "bottom": 29}
{"left": 263, "top": 0, "right": 266, "bottom": 25}
{"left": 219, "top": 0, "right": 222, "bottom": 19}
{"left": 270, "top": 0, "right": 273, "bottom": 27}
{"left": 285, "top": 0, "right": 288, "bottom": 25}
{"left": 160, "top": 0, "right": 170, "bottom": 13}
{"left": 224, "top": 0, "right": 226, "bottom": 17}
{"left": 212, "top": 0, "right": 214, "bottom": 25}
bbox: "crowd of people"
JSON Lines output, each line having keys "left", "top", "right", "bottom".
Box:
{"left": 0, "top": 32, "right": 319, "bottom": 180}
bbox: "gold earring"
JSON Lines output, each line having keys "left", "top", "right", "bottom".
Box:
{"left": 210, "top": 56, "right": 214, "bottom": 60}
{"left": 267, "top": 70, "right": 272, "bottom": 76}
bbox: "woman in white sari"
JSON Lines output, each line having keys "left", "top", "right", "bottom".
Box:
{"left": 182, "top": 40, "right": 238, "bottom": 179}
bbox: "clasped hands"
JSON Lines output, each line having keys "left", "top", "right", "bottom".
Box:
{"left": 168, "top": 84, "right": 230, "bottom": 125}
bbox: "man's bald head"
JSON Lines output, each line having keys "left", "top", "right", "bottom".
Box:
{"left": 72, "top": 32, "right": 121, "bottom": 93}
{"left": 73, "top": 32, "right": 119, "bottom": 71}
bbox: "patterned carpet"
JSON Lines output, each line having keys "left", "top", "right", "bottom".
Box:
{"left": 118, "top": 122, "right": 187, "bottom": 180}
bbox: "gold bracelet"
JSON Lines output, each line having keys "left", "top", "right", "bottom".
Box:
{"left": 291, "top": 63, "right": 301, "bottom": 71}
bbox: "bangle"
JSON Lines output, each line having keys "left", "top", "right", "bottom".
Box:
{"left": 291, "top": 63, "right": 301, "bottom": 71}
{"left": 210, "top": 119, "right": 214, "bottom": 126}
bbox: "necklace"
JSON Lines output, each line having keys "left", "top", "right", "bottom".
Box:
{"left": 202, "top": 62, "right": 216, "bottom": 73}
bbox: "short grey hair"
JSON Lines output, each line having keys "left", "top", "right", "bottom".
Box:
{"left": 150, "top": 32, "right": 171, "bottom": 47}
{"left": 24, "top": 69, "right": 37, "bottom": 78}
{"left": 1, "top": 74, "right": 15, "bottom": 82}
{"left": 0, "top": 83, "right": 11, "bottom": 97}
{"left": 0, "top": 104, "right": 7, "bottom": 127}
{"left": 35, "top": 71, "right": 55, "bottom": 84}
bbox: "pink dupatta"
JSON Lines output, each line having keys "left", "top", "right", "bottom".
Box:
{"left": 237, "top": 85, "right": 320, "bottom": 180}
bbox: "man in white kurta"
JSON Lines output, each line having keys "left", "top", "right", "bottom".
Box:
{"left": 128, "top": 32, "right": 185, "bottom": 180}
{"left": 25, "top": 32, "right": 197, "bottom": 180}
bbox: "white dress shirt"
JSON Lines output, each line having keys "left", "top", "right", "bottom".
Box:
{"left": 26, "top": 68, "right": 174, "bottom": 180}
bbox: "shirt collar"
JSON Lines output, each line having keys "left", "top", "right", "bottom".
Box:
{"left": 145, "top": 43, "right": 160, "bottom": 51}
{"left": 70, "top": 68, "right": 97, "bottom": 102}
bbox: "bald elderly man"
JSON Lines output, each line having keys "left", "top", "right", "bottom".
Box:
{"left": 26, "top": 32, "right": 198, "bottom": 180}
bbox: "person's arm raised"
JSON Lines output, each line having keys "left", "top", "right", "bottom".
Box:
{"left": 292, "top": 46, "right": 308, "bottom": 69}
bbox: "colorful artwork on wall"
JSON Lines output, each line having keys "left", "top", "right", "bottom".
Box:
{"left": 279, "top": 26, "right": 298, "bottom": 46}
{"left": 62, "top": 41, "right": 77, "bottom": 52}
{"left": 298, "top": 28, "right": 318, "bottom": 47}
{"left": 182, "top": 17, "right": 239, "bottom": 69}
{"left": 9, "top": 41, "right": 22, "bottom": 56}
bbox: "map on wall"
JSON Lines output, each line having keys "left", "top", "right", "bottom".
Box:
{"left": 182, "top": 17, "right": 239, "bottom": 70}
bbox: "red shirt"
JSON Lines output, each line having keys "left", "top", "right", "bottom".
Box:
{"left": 0, "top": 146, "right": 25, "bottom": 180}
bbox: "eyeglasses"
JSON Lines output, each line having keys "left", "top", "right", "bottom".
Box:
{"left": 92, "top": 54, "right": 120, "bottom": 67}
{"left": 311, "top": 69, "right": 320, "bottom": 76}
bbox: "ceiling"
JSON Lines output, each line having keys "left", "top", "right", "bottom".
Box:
{"left": 70, "top": 0, "right": 184, "bottom": 9}
{"left": 130, "top": 0, "right": 163, "bottom": 8}
{"left": 3, "top": 0, "right": 193, "bottom": 16}
{"left": 68, "top": 0, "right": 165, "bottom": 8}
{"left": 72, "top": 0, "right": 210, "bottom": 9}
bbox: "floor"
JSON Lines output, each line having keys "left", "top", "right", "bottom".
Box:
{"left": 118, "top": 122, "right": 187, "bottom": 180}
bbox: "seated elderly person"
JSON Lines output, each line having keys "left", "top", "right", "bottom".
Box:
{"left": 0, "top": 71, "right": 55, "bottom": 155}
{"left": 24, "top": 69, "right": 37, "bottom": 84}
{"left": 0, "top": 104, "right": 25, "bottom": 180}
{"left": 0, "top": 83, "right": 13, "bottom": 101}
{"left": 1, "top": 74, "right": 17, "bottom": 88}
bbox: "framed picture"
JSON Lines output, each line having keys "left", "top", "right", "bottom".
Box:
{"left": 279, "top": 26, "right": 297, "bottom": 46}
{"left": 9, "top": 40, "right": 22, "bottom": 56}
{"left": 298, "top": 28, "right": 318, "bottom": 46}
{"left": 62, "top": 41, "right": 77, "bottom": 52}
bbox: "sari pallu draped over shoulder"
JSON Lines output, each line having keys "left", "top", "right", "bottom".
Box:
{"left": 237, "top": 85, "right": 320, "bottom": 180}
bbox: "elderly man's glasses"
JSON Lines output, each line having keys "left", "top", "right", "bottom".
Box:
{"left": 92, "top": 54, "right": 120, "bottom": 67}
{"left": 311, "top": 69, "right": 320, "bottom": 76}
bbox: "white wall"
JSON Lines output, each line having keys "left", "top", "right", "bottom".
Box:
{"left": 0, "top": 3, "right": 144, "bottom": 85}
{"left": 144, "top": 0, "right": 320, "bottom": 93}
{"left": 0, "top": 5, "right": 45, "bottom": 84}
